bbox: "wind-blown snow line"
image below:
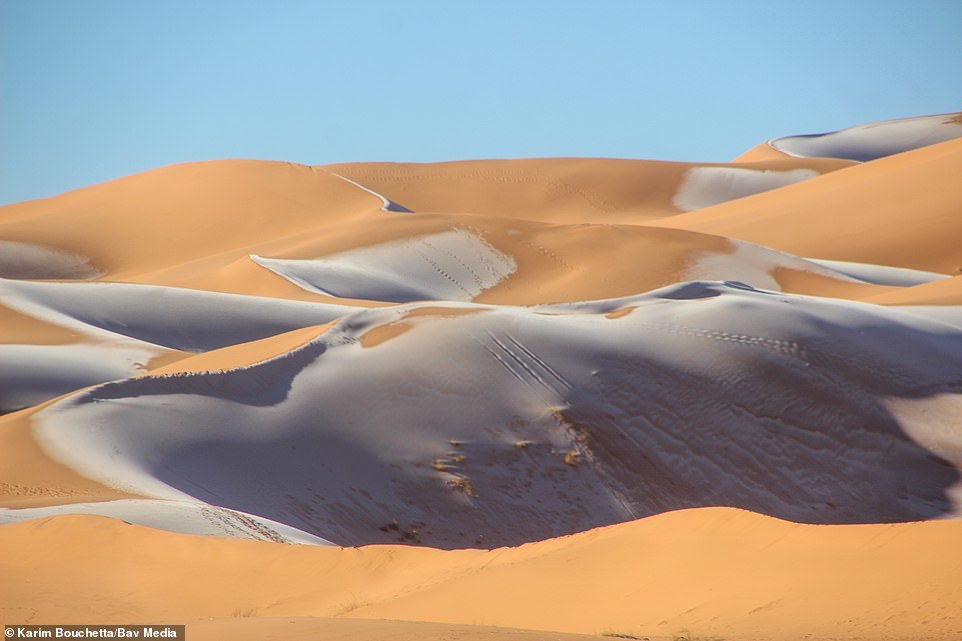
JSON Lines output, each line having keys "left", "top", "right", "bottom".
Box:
{"left": 329, "top": 171, "right": 413, "bottom": 212}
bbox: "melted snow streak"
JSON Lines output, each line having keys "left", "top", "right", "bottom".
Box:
{"left": 770, "top": 113, "right": 962, "bottom": 162}
{"left": 34, "top": 282, "right": 962, "bottom": 548}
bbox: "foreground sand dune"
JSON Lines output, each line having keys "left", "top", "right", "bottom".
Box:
{"left": 187, "top": 618, "right": 612, "bottom": 641}
{"left": 2, "top": 508, "right": 960, "bottom": 640}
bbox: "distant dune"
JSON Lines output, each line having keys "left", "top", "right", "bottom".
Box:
{"left": 2, "top": 111, "right": 961, "bottom": 640}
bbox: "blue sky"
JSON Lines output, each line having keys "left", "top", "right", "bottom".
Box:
{"left": 2, "top": 0, "right": 960, "bottom": 205}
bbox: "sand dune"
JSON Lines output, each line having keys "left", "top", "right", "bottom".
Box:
{"left": 2, "top": 508, "right": 960, "bottom": 640}
{"left": 0, "top": 498, "right": 331, "bottom": 544}
{"left": 326, "top": 156, "right": 852, "bottom": 223}
{"left": 2, "top": 110, "right": 961, "bottom": 640}
{"left": 735, "top": 111, "right": 962, "bottom": 162}
{"left": 769, "top": 112, "right": 962, "bottom": 161}
{"left": 187, "top": 618, "right": 611, "bottom": 641}
{"left": 17, "top": 283, "right": 962, "bottom": 548}
{"left": 656, "top": 136, "right": 962, "bottom": 273}
{"left": 867, "top": 274, "right": 962, "bottom": 306}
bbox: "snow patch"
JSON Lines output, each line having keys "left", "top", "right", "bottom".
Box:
{"left": 251, "top": 228, "right": 517, "bottom": 303}
{"left": 804, "top": 258, "right": 948, "bottom": 287}
{"left": 0, "top": 499, "right": 332, "bottom": 544}
{"left": 0, "top": 278, "right": 359, "bottom": 352}
{"left": 770, "top": 113, "right": 962, "bottom": 162}
{"left": 0, "top": 241, "right": 102, "bottom": 280}
{"left": 329, "top": 172, "right": 412, "bottom": 212}
{"left": 0, "top": 343, "right": 158, "bottom": 413}
{"left": 673, "top": 166, "right": 819, "bottom": 212}
{"left": 683, "top": 239, "right": 859, "bottom": 291}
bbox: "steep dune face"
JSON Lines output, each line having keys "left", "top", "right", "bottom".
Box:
{"left": 3, "top": 508, "right": 961, "bottom": 640}
{"left": 21, "top": 283, "right": 962, "bottom": 548}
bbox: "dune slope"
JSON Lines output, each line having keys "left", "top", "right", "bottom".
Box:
{"left": 656, "top": 136, "right": 962, "bottom": 273}
{"left": 15, "top": 283, "right": 962, "bottom": 548}
{"left": 2, "top": 508, "right": 960, "bottom": 640}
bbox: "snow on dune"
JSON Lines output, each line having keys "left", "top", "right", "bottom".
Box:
{"left": 683, "top": 239, "right": 949, "bottom": 292}
{"left": 32, "top": 282, "right": 962, "bottom": 548}
{"left": 0, "top": 499, "right": 331, "bottom": 544}
{"left": 0, "top": 343, "right": 158, "bottom": 413}
{"left": 0, "top": 278, "right": 360, "bottom": 352}
{"left": 250, "top": 227, "right": 516, "bottom": 303}
{"left": 673, "top": 166, "right": 819, "bottom": 211}
{"left": 770, "top": 113, "right": 962, "bottom": 162}
{"left": 895, "top": 306, "right": 962, "bottom": 330}
{"left": 0, "top": 241, "right": 102, "bottom": 280}
{"left": 805, "top": 258, "right": 948, "bottom": 287}
{"left": 683, "top": 238, "right": 853, "bottom": 290}
{"left": 329, "top": 171, "right": 413, "bottom": 212}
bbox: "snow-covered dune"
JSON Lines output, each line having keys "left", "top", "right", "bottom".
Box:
{"left": 0, "top": 343, "right": 158, "bottom": 413}
{"left": 251, "top": 227, "right": 516, "bottom": 303}
{"left": 0, "top": 278, "right": 360, "bottom": 352}
{"left": 31, "top": 283, "right": 962, "bottom": 547}
{"left": 770, "top": 112, "right": 962, "bottom": 162}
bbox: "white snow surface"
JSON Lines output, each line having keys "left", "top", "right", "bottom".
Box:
{"left": 804, "top": 258, "right": 949, "bottom": 287}
{"left": 329, "top": 172, "right": 412, "bottom": 212}
{"left": 250, "top": 228, "right": 517, "bottom": 303}
{"left": 673, "top": 166, "right": 820, "bottom": 212}
{"left": 683, "top": 239, "right": 856, "bottom": 291}
{"left": 32, "top": 282, "right": 962, "bottom": 548}
{"left": 770, "top": 113, "right": 962, "bottom": 162}
{"left": 0, "top": 241, "right": 102, "bottom": 280}
{"left": 0, "top": 343, "right": 157, "bottom": 413}
{"left": 896, "top": 306, "right": 962, "bottom": 330}
{"left": 0, "top": 278, "right": 360, "bottom": 352}
{"left": 683, "top": 240, "right": 949, "bottom": 292}
{"left": 0, "top": 499, "right": 332, "bottom": 544}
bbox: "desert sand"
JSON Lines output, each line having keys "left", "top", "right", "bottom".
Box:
{"left": 2, "top": 111, "right": 962, "bottom": 640}
{"left": 2, "top": 509, "right": 961, "bottom": 640}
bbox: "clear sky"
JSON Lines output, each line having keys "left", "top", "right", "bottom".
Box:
{"left": 2, "top": 0, "right": 960, "bottom": 205}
